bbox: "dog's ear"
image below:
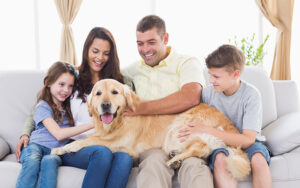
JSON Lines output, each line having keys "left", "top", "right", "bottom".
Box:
{"left": 123, "top": 84, "right": 138, "bottom": 112}
{"left": 87, "top": 92, "right": 93, "bottom": 117}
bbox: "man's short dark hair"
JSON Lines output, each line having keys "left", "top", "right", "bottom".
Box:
{"left": 205, "top": 44, "right": 245, "bottom": 73}
{"left": 136, "top": 15, "right": 166, "bottom": 38}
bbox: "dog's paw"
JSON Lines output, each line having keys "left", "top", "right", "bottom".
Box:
{"left": 167, "top": 159, "right": 182, "bottom": 169}
{"left": 169, "top": 150, "right": 181, "bottom": 159}
{"left": 51, "top": 147, "right": 66, "bottom": 155}
{"left": 63, "top": 143, "right": 82, "bottom": 153}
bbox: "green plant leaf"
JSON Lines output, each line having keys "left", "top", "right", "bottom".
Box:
{"left": 229, "top": 33, "right": 269, "bottom": 66}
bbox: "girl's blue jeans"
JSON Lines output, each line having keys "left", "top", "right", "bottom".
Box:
{"left": 16, "top": 142, "right": 62, "bottom": 188}
{"left": 61, "top": 145, "right": 133, "bottom": 188}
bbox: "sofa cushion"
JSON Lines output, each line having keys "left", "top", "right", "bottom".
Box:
{"left": 0, "top": 161, "right": 86, "bottom": 188}
{"left": 273, "top": 80, "right": 300, "bottom": 117}
{"left": 269, "top": 152, "right": 300, "bottom": 182}
{"left": 262, "top": 111, "right": 300, "bottom": 155}
{"left": 240, "top": 67, "right": 277, "bottom": 128}
{"left": 0, "top": 137, "right": 10, "bottom": 160}
{"left": 0, "top": 70, "right": 44, "bottom": 153}
{"left": 0, "top": 161, "right": 21, "bottom": 188}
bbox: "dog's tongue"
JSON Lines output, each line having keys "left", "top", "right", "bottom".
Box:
{"left": 101, "top": 114, "right": 114, "bottom": 124}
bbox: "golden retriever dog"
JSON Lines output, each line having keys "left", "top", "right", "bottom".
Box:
{"left": 51, "top": 79, "right": 250, "bottom": 180}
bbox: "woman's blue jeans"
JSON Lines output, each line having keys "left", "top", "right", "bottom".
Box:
{"left": 61, "top": 145, "right": 133, "bottom": 188}
{"left": 16, "top": 143, "right": 62, "bottom": 188}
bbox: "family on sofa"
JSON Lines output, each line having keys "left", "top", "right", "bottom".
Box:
{"left": 14, "top": 14, "right": 272, "bottom": 188}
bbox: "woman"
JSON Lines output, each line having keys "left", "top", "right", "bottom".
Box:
{"left": 16, "top": 27, "right": 132, "bottom": 188}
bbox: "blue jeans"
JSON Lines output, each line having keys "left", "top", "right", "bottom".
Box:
{"left": 208, "top": 141, "right": 271, "bottom": 171}
{"left": 16, "top": 143, "right": 62, "bottom": 188}
{"left": 61, "top": 145, "right": 133, "bottom": 188}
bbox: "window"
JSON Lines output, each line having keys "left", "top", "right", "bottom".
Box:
{"left": 0, "top": 0, "right": 36, "bottom": 70}
{"left": 2, "top": 0, "right": 298, "bottom": 88}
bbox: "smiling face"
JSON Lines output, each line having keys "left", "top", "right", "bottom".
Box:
{"left": 88, "top": 38, "right": 111, "bottom": 76}
{"left": 49, "top": 72, "right": 74, "bottom": 107}
{"left": 88, "top": 79, "right": 130, "bottom": 127}
{"left": 136, "top": 27, "right": 169, "bottom": 67}
{"left": 208, "top": 67, "right": 241, "bottom": 96}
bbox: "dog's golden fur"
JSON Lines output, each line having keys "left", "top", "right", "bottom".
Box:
{"left": 51, "top": 79, "right": 250, "bottom": 180}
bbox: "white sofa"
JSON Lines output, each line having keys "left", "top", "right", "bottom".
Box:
{"left": 0, "top": 67, "right": 300, "bottom": 188}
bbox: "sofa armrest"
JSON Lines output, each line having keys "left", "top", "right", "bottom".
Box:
{"left": 0, "top": 136, "right": 10, "bottom": 160}
{"left": 262, "top": 111, "right": 300, "bottom": 156}
{"left": 273, "top": 80, "right": 299, "bottom": 117}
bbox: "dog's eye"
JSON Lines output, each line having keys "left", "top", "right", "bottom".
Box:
{"left": 96, "top": 91, "right": 102, "bottom": 96}
{"left": 112, "top": 90, "right": 118, "bottom": 95}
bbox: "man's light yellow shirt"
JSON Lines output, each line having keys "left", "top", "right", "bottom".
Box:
{"left": 122, "top": 47, "right": 206, "bottom": 100}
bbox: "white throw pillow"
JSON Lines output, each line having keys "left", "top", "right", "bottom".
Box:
{"left": 262, "top": 111, "right": 300, "bottom": 155}
{"left": 0, "top": 137, "right": 10, "bottom": 160}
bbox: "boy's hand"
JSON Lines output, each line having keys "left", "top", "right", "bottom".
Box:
{"left": 16, "top": 135, "right": 30, "bottom": 161}
{"left": 178, "top": 123, "right": 212, "bottom": 142}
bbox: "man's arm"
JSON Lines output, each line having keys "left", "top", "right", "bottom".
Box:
{"left": 125, "top": 82, "right": 202, "bottom": 115}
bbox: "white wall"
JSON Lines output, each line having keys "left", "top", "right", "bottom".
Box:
{"left": 0, "top": 0, "right": 299, "bottom": 90}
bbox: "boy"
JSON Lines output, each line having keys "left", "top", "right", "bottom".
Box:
{"left": 179, "top": 44, "right": 272, "bottom": 188}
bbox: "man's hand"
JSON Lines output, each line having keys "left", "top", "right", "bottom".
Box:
{"left": 123, "top": 107, "right": 138, "bottom": 116}
{"left": 178, "top": 123, "right": 212, "bottom": 142}
{"left": 16, "top": 135, "right": 30, "bottom": 161}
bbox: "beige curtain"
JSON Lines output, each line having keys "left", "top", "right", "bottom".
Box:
{"left": 55, "top": 0, "right": 83, "bottom": 66}
{"left": 255, "top": 0, "right": 294, "bottom": 80}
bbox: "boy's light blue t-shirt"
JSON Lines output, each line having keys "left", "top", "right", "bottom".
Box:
{"left": 29, "top": 100, "right": 72, "bottom": 148}
{"left": 201, "top": 81, "right": 265, "bottom": 141}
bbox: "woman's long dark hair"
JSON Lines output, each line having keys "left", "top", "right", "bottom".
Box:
{"left": 37, "top": 61, "right": 77, "bottom": 126}
{"left": 77, "top": 27, "right": 124, "bottom": 102}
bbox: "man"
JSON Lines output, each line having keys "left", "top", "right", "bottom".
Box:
{"left": 122, "top": 15, "right": 213, "bottom": 188}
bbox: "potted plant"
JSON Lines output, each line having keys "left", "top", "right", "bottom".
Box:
{"left": 229, "top": 33, "right": 269, "bottom": 66}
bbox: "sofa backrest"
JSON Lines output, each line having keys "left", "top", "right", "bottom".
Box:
{"left": 0, "top": 67, "right": 280, "bottom": 152}
{"left": 0, "top": 70, "right": 45, "bottom": 152}
{"left": 240, "top": 67, "right": 278, "bottom": 128}
{"left": 203, "top": 66, "right": 278, "bottom": 129}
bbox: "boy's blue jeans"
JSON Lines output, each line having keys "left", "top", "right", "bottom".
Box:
{"left": 208, "top": 141, "right": 271, "bottom": 171}
{"left": 61, "top": 145, "right": 133, "bottom": 188}
{"left": 16, "top": 143, "right": 62, "bottom": 188}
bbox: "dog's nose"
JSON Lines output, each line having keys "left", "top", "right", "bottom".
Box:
{"left": 101, "top": 101, "right": 111, "bottom": 111}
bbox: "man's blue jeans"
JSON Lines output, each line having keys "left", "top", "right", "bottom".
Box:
{"left": 16, "top": 143, "right": 62, "bottom": 188}
{"left": 61, "top": 145, "right": 133, "bottom": 188}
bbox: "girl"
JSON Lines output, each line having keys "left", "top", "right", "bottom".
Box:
{"left": 16, "top": 61, "right": 94, "bottom": 188}
{"left": 16, "top": 27, "right": 133, "bottom": 188}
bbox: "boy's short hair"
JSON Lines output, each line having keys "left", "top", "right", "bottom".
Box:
{"left": 205, "top": 44, "right": 245, "bottom": 73}
{"left": 136, "top": 15, "right": 166, "bottom": 38}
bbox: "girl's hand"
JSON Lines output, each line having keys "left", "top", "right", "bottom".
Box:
{"left": 15, "top": 135, "right": 30, "bottom": 161}
{"left": 87, "top": 122, "right": 94, "bottom": 129}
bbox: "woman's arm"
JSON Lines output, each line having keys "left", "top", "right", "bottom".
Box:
{"left": 21, "top": 113, "right": 35, "bottom": 136}
{"left": 42, "top": 118, "right": 94, "bottom": 141}
{"left": 16, "top": 113, "right": 35, "bottom": 161}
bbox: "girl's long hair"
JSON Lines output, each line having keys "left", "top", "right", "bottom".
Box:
{"left": 37, "top": 61, "right": 77, "bottom": 126}
{"left": 77, "top": 27, "right": 124, "bottom": 102}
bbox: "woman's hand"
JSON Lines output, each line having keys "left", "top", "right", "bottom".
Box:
{"left": 15, "top": 135, "right": 30, "bottom": 161}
